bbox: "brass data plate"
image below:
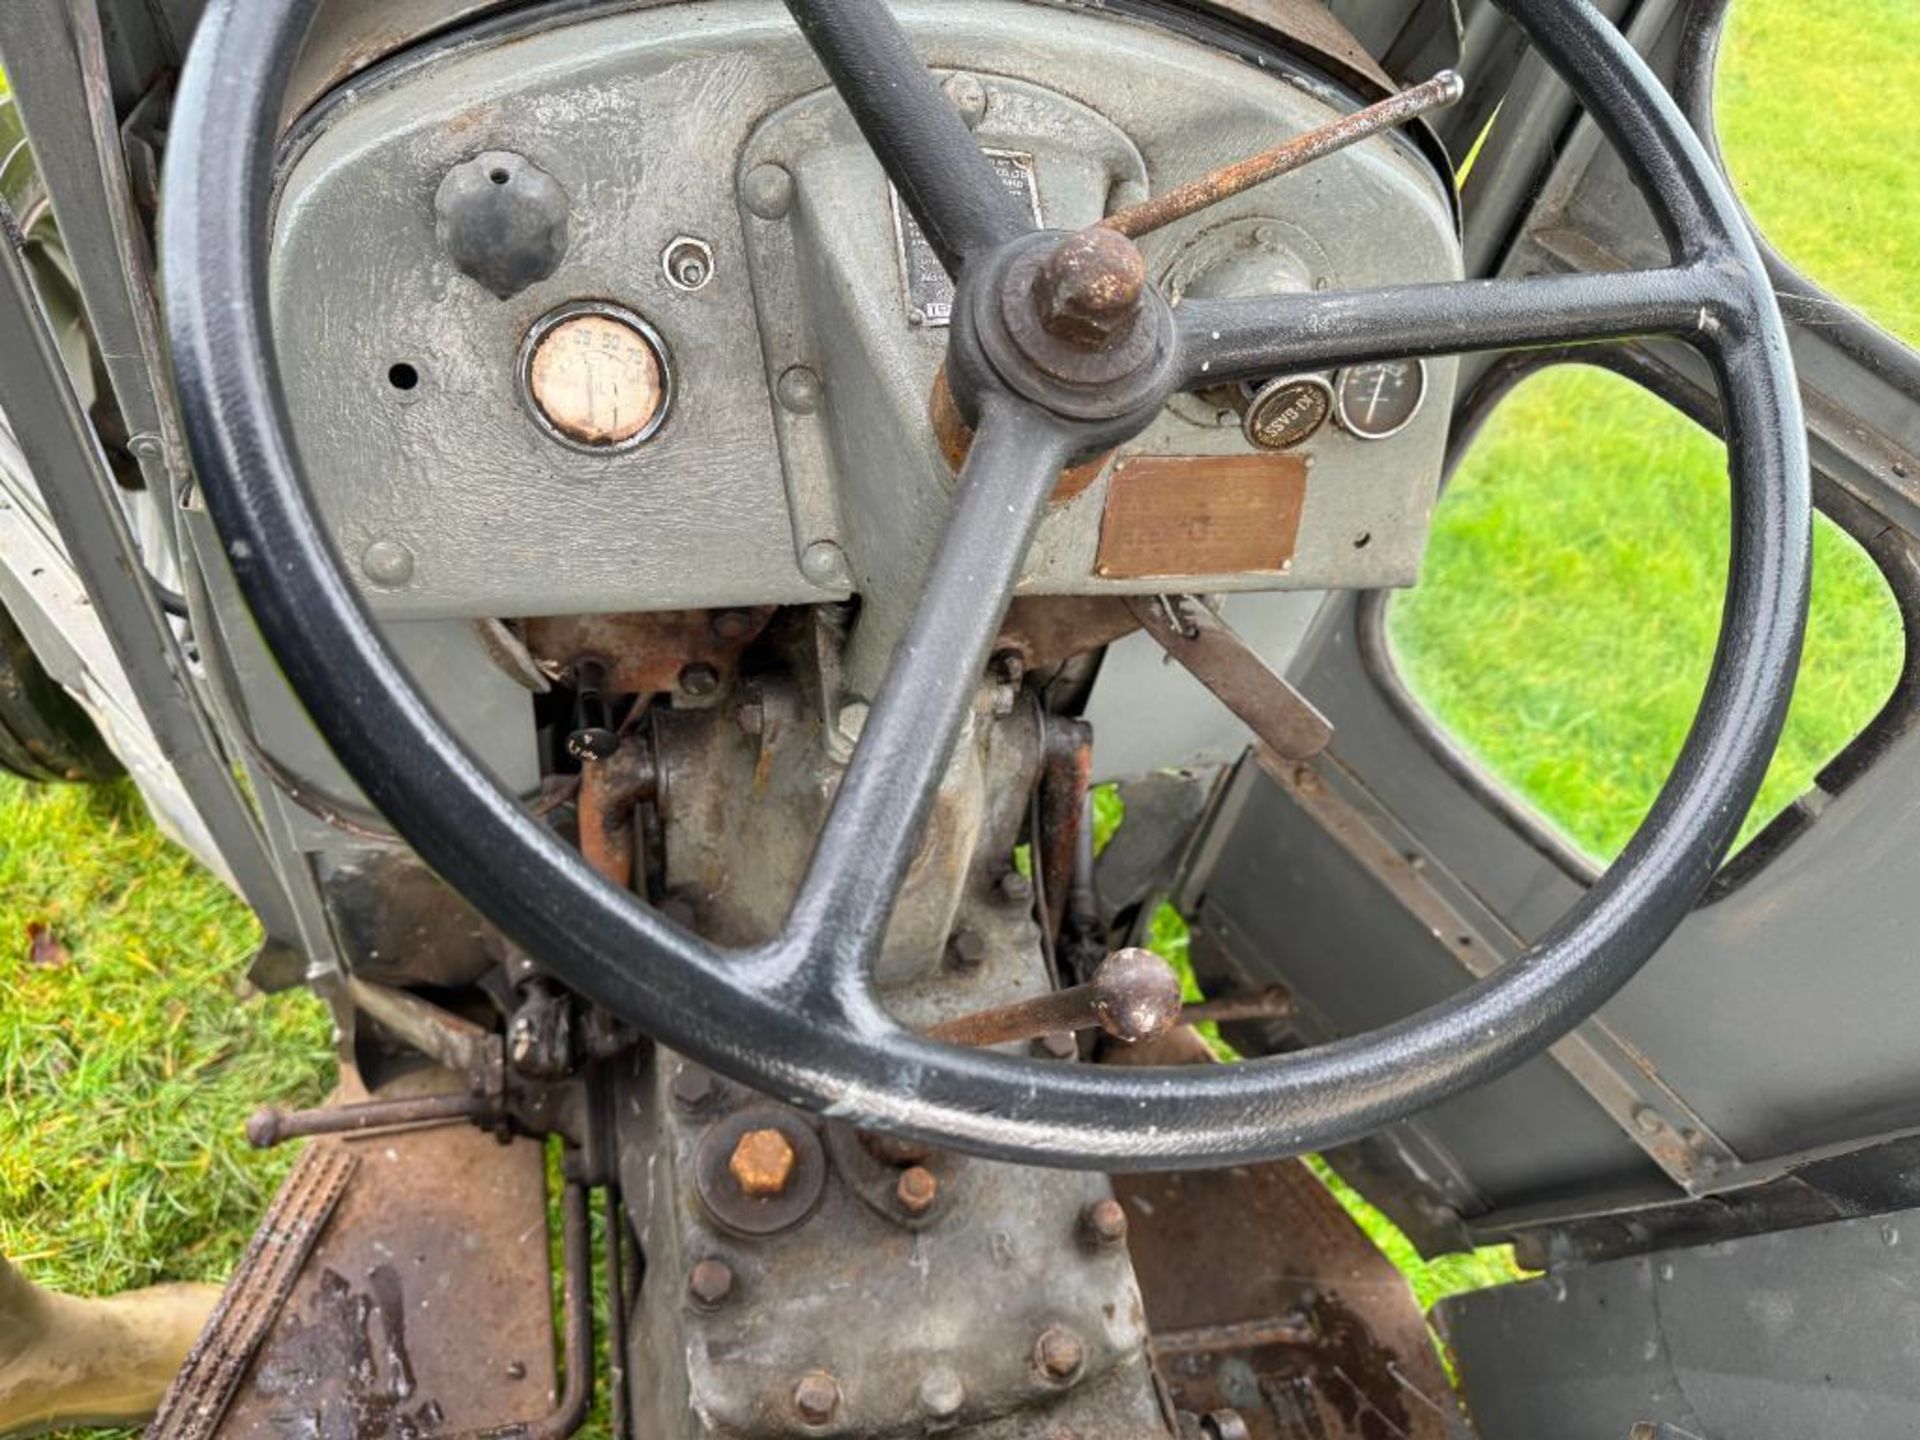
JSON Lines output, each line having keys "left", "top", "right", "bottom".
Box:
{"left": 1094, "top": 453, "right": 1308, "bottom": 579}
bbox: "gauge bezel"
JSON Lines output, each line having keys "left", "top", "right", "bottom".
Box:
{"left": 1240, "top": 372, "right": 1335, "bottom": 451}
{"left": 1334, "top": 357, "right": 1428, "bottom": 440}
{"left": 516, "top": 300, "right": 676, "bottom": 455}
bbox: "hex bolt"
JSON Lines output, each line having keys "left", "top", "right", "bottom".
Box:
{"left": 687, "top": 1257, "right": 735, "bottom": 1309}
{"left": 669, "top": 1065, "right": 717, "bottom": 1115}
{"left": 896, "top": 1165, "right": 939, "bottom": 1217}
{"left": 679, "top": 662, "right": 721, "bottom": 698}
{"left": 946, "top": 929, "right": 988, "bottom": 971}
{"left": 742, "top": 163, "right": 795, "bottom": 221}
{"left": 918, "top": 1366, "right": 965, "bottom": 1419}
{"left": 729, "top": 1127, "right": 798, "bottom": 1197}
{"left": 793, "top": 1370, "right": 841, "bottom": 1426}
{"left": 997, "top": 869, "right": 1035, "bottom": 907}
{"left": 1033, "top": 1325, "right": 1085, "bottom": 1383}
{"left": 1080, "top": 1197, "right": 1128, "bottom": 1249}
{"left": 1032, "top": 227, "right": 1147, "bottom": 351}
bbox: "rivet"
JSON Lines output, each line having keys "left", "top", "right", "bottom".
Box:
{"left": 687, "top": 1257, "right": 734, "bottom": 1308}
{"left": 777, "top": 365, "right": 823, "bottom": 415}
{"left": 361, "top": 538, "right": 416, "bottom": 588}
{"left": 742, "top": 163, "right": 795, "bottom": 220}
{"left": 1632, "top": 1105, "right": 1663, "bottom": 1135}
{"left": 1033, "top": 1325, "right": 1085, "bottom": 1382}
{"left": 792, "top": 1370, "right": 841, "bottom": 1426}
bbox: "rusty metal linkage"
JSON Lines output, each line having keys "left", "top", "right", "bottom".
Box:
{"left": 928, "top": 947, "right": 1184, "bottom": 1048}
{"left": 577, "top": 734, "right": 658, "bottom": 891}
{"left": 1127, "top": 595, "right": 1333, "bottom": 761}
{"left": 1101, "top": 70, "right": 1465, "bottom": 239}
{"left": 245, "top": 1090, "right": 496, "bottom": 1149}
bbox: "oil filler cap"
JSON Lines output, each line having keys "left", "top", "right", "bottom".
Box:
{"left": 519, "top": 302, "right": 672, "bottom": 452}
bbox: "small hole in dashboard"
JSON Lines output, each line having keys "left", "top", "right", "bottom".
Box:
{"left": 489, "top": 167, "right": 510, "bottom": 185}
{"left": 1352, "top": 531, "right": 1373, "bottom": 550}
{"left": 388, "top": 363, "right": 420, "bottom": 392}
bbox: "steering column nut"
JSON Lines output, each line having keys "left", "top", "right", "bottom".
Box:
{"left": 1032, "top": 227, "right": 1148, "bottom": 351}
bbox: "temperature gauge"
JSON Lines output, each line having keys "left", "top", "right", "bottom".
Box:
{"left": 1335, "top": 359, "right": 1428, "bottom": 441}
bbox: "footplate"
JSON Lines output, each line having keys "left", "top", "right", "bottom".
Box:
{"left": 1116, "top": 1160, "right": 1467, "bottom": 1440}
{"left": 150, "top": 1111, "right": 559, "bottom": 1440}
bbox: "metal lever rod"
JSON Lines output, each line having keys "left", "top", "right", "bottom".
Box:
{"left": 1127, "top": 596, "right": 1334, "bottom": 761}
{"left": 1101, "top": 70, "right": 1465, "bottom": 239}
{"left": 927, "top": 948, "right": 1184, "bottom": 1048}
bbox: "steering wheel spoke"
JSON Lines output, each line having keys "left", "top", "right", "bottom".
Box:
{"left": 1173, "top": 264, "right": 1728, "bottom": 391}
{"left": 781, "top": 0, "right": 1033, "bottom": 275}
{"left": 771, "top": 399, "right": 1074, "bottom": 1010}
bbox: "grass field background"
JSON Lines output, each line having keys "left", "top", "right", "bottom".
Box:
{"left": 0, "top": 0, "right": 1912, "bottom": 1378}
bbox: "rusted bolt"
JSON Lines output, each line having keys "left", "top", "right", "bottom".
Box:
{"left": 997, "top": 869, "right": 1035, "bottom": 908}
{"left": 1032, "top": 227, "right": 1147, "bottom": 351}
{"left": 669, "top": 1065, "right": 717, "bottom": 1114}
{"left": 946, "top": 929, "right": 988, "bottom": 971}
{"left": 793, "top": 1370, "right": 841, "bottom": 1426}
{"left": 918, "top": 1365, "right": 965, "bottom": 1418}
{"left": 896, "top": 1165, "right": 939, "bottom": 1216}
{"left": 729, "top": 1127, "right": 797, "bottom": 1197}
{"left": 1080, "top": 1197, "right": 1128, "bottom": 1249}
{"left": 679, "top": 662, "right": 721, "bottom": 697}
{"left": 1031, "top": 1032, "right": 1077, "bottom": 1061}
{"left": 1033, "top": 1325, "right": 1085, "bottom": 1382}
{"left": 687, "top": 1257, "right": 734, "bottom": 1308}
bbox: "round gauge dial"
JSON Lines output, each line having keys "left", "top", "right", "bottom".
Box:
{"left": 1335, "top": 359, "right": 1428, "bottom": 441}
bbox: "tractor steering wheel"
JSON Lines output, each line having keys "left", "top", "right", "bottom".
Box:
{"left": 161, "top": 0, "right": 1808, "bottom": 1169}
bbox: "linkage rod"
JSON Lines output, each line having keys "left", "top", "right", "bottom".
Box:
{"left": 1103, "top": 70, "right": 1464, "bottom": 239}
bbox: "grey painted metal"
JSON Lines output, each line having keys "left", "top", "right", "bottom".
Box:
{"left": 0, "top": 1, "right": 188, "bottom": 496}
{"left": 1440, "top": 1203, "right": 1920, "bottom": 1438}
{"left": 269, "top": 3, "right": 1459, "bottom": 626}
{"left": 0, "top": 201, "right": 304, "bottom": 968}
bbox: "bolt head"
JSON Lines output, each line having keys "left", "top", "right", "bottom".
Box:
{"left": 918, "top": 1365, "right": 965, "bottom": 1418}
{"left": 1033, "top": 1325, "right": 1085, "bottom": 1382}
{"left": 729, "top": 1127, "right": 798, "bottom": 1197}
{"left": 858, "top": 1128, "right": 934, "bottom": 1167}
{"left": 678, "top": 662, "right": 721, "bottom": 698}
{"left": 687, "top": 1257, "right": 734, "bottom": 1308}
{"left": 742, "top": 163, "right": 795, "bottom": 221}
{"left": 793, "top": 1370, "right": 841, "bottom": 1425}
{"left": 361, "top": 538, "right": 416, "bottom": 588}
{"left": 997, "top": 869, "right": 1035, "bottom": 907}
{"left": 896, "top": 1165, "right": 939, "bottom": 1216}
{"left": 945, "top": 929, "right": 989, "bottom": 971}
{"left": 1033, "top": 227, "right": 1148, "bottom": 350}
{"left": 1081, "top": 1197, "right": 1128, "bottom": 1248}
{"left": 669, "top": 1065, "right": 717, "bottom": 1114}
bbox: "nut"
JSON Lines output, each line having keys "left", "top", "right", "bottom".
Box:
{"left": 896, "top": 1165, "right": 939, "bottom": 1216}
{"left": 687, "top": 1257, "right": 734, "bottom": 1308}
{"left": 793, "top": 1370, "right": 841, "bottom": 1425}
{"left": 678, "top": 662, "right": 721, "bottom": 697}
{"left": 729, "top": 1128, "right": 797, "bottom": 1197}
{"left": 1080, "top": 1197, "right": 1128, "bottom": 1248}
{"left": 1032, "top": 227, "right": 1147, "bottom": 350}
{"left": 858, "top": 1129, "right": 934, "bottom": 1167}
{"left": 1033, "top": 1325, "right": 1085, "bottom": 1382}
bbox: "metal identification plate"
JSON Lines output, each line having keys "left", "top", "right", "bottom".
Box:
{"left": 891, "top": 150, "right": 1042, "bottom": 327}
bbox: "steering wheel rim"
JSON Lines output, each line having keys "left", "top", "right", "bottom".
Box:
{"left": 161, "top": 0, "right": 1808, "bottom": 1170}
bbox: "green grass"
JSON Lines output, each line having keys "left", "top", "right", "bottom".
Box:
{"left": 0, "top": 0, "right": 1911, "bottom": 1406}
